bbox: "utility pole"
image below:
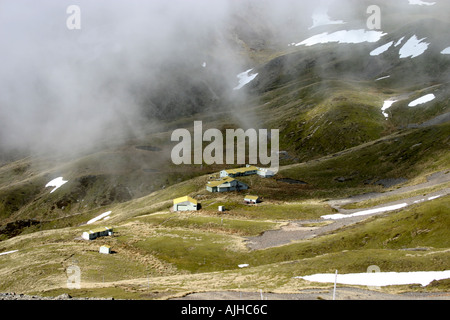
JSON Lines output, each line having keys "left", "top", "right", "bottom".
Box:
{"left": 333, "top": 270, "right": 338, "bottom": 300}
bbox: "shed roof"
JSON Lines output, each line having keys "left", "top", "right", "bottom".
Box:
{"left": 224, "top": 166, "right": 258, "bottom": 174}
{"left": 86, "top": 226, "right": 112, "bottom": 234}
{"left": 173, "top": 196, "right": 198, "bottom": 205}
{"left": 207, "top": 177, "right": 235, "bottom": 187}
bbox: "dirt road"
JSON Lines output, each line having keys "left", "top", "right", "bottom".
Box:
{"left": 246, "top": 171, "right": 449, "bottom": 250}
{"left": 174, "top": 287, "right": 450, "bottom": 300}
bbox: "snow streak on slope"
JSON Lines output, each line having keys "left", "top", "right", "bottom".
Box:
{"left": 375, "top": 75, "right": 391, "bottom": 81}
{"left": 321, "top": 203, "right": 408, "bottom": 220}
{"left": 45, "top": 177, "right": 68, "bottom": 193}
{"left": 381, "top": 99, "right": 398, "bottom": 118}
{"left": 394, "top": 37, "right": 405, "bottom": 47}
{"left": 233, "top": 69, "right": 258, "bottom": 90}
{"left": 296, "top": 270, "right": 450, "bottom": 287}
{"left": 399, "top": 35, "right": 430, "bottom": 58}
{"left": 408, "top": 0, "right": 436, "bottom": 6}
{"left": 370, "top": 41, "right": 394, "bottom": 56}
{"left": 295, "top": 29, "right": 386, "bottom": 47}
{"left": 87, "top": 211, "right": 112, "bottom": 225}
{"left": 0, "top": 250, "right": 18, "bottom": 256}
{"left": 408, "top": 94, "right": 436, "bottom": 107}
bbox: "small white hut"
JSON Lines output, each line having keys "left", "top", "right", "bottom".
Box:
{"left": 257, "top": 168, "right": 275, "bottom": 178}
{"left": 99, "top": 245, "right": 111, "bottom": 254}
{"left": 244, "top": 195, "right": 260, "bottom": 204}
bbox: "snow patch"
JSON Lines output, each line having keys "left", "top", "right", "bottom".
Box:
{"left": 381, "top": 99, "right": 398, "bottom": 118}
{"left": 408, "top": 93, "right": 435, "bottom": 107}
{"left": 87, "top": 211, "right": 112, "bottom": 225}
{"left": 375, "top": 75, "right": 390, "bottom": 81}
{"left": 45, "top": 177, "right": 68, "bottom": 193}
{"left": 295, "top": 29, "right": 386, "bottom": 47}
{"left": 408, "top": 0, "right": 436, "bottom": 6}
{"left": 296, "top": 270, "right": 450, "bottom": 287}
{"left": 394, "top": 36, "right": 405, "bottom": 47}
{"left": 441, "top": 47, "right": 450, "bottom": 55}
{"left": 0, "top": 250, "right": 18, "bottom": 256}
{"left": 321, "top": 203, "right": 408, "bottom": 220}
{"left": 370, "top": 41, "right": 394, "bottom": 56}
{"left": 233, "top": 69, "right": 258, "bottom": 90}
{"left": 399, "top": 35, "right": 429, "bottom": 58}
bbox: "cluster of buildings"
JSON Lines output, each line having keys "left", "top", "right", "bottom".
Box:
{"left": 206, "top": 165, "right": 274, "bottom": 193}
{"left": 81, "top": 226, "right": 114, "bottom": 254}
{"left": 80, "top": 165, "right": 274, "bottom": 249}
{"left": 173, "top": 165, "right": 272, "bottom": 212}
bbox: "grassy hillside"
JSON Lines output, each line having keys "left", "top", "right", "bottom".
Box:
{"left": 1, "top": 1, "right": 449, "bottom": 299}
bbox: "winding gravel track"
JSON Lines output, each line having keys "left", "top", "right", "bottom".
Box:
{"left": 245, "top": 171, "right": 450, "bottom": 250}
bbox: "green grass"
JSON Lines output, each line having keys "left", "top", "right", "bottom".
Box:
{"left": 135, "top": 213, "right": 278, "bottom": 237}
{"left": 201, "top": 198, "right": 336, "bottom": 220}
{"left": 99, "top": 196, "right": 450, "bottom": 296}
{"left": 253, "top": 195, "right": 450, "bottom": 265}
{"left": 126, "top": 195, "right": 450, "bottom": 276}
{"left": 1, "top": 35, "right": 449, "bottom": 298}
{"left": 133, "top": 228, "right": 250, "bottom": 273}
{"left": 342, "top": 180, "right": 450, "bottom": 210}
{"left": 279, "top": 123, "right": 450, "bottom": 192}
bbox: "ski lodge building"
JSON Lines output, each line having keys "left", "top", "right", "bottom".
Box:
{"left": 206, "top": 177, "right": 249, "bottom": 193}
{"left": 173, "top": 196, "right": 199, "bottom": 212}
{"left": 220, "top": 165, "right": 258, "bottom": 178}
{"left": 82, "top": 226, "right": 113, "bottom": 241}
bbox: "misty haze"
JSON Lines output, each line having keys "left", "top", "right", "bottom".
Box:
{"left": 0, "top": 0, "right": 449, "bottom": 305}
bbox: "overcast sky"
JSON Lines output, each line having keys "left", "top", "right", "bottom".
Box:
{"left": 0, "top": 0, "right": 444, "bottom": 157}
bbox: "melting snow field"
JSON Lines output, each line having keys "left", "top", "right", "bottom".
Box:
{"left": 45, "top": 177, "right": 68, "bottom": 193}
{"left": 233, "top": 69, "right": 258, "bottom": 90}
{"left": 408, "top": 93, "right": 436, "bottom": 107}
{"left": 296, "top": 270, "right": 450, "bottom": 287}
{"left": 86, "top": 211, "right": 112, "bottom": 225}
{"left": 370, "top": 41, "right": 394, "bottom": 56}
{"left": 295, "top": 29, "right": 386, "bottom": 47}
{"left": 414, "top": 195, "right": 443, "bottom": 204}
{"left": 408, "top": 0, "right": 436, "bottom": 6}
{"left": 0, "top": 250, "right": 18, "bottom": 256}
{"left": 441, "top": 47, "right": 450, "bottom": 55}
{"left": 381, "top": 99, "right": 398, "bottom": 118}
{"left": 321, "top": 203, "right": 408, "bottom": 220}
{"left": 399, "top": 35, "right": 430, "bottom": 58}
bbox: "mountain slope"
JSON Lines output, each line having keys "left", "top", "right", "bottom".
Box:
{"left": 0, "top": 0, "right": 449, "bottom": 299}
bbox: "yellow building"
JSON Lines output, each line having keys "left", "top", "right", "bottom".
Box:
{"left": 173, "top": 196, "right": 199, "bottom": 211}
